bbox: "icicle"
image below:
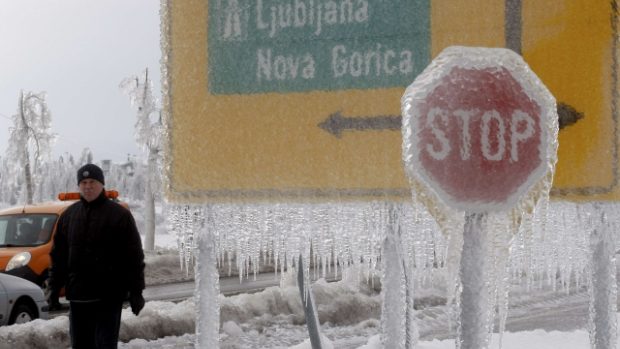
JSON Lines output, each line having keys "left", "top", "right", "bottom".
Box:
{"left": 182, "top": 200, "right": 466, "bottom": 348}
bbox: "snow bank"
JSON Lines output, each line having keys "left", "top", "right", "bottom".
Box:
{"left": 0, "top": 269, "right": 600, "bottom": 349}
{"left": 0, "top": 316, "right": 70, "bottom": 349}
{"left": 220, "top": 270, "right": 381, "bottom": 328}
{"left": 0, "top": 289, "right": 603, "bottom": 349}
{"left": 0, "top": 300, "right": 195, "bottom": 349}
{"left": 120, "top": 300, "right": 195, "bottom": 341}
{"left": 121, "top": 333, "right": 195, "bottom": 349}
{"left": 0, "top": 271, "right": 379, "bottom": 348}
{"left": 144, "top": 250, "right": 193, "bottom": 285}
{"left": 288, "top": 334, "right": 334, "bottom": 349}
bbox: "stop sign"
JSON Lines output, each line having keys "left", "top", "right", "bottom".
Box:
{"left": 402, "top": 46, "right": 558, "bottom": 213}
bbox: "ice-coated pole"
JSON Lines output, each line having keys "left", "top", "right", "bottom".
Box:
{"left": 195, "top": 225, "right": 221, "bottom": 349}
{"left": 589, "top": 203, "right": 617, "bottom": 349}
{"left": 459, "top": 212, "right": 489, "bottom": 349}
{"left": 297, "top": 255, "right": 323, "bottom": 349}
{"left": 401, "top": 45, "right": 558, "bottom": 349}
{"left": 381, "top": 203, "right": 417, "bottom": 348}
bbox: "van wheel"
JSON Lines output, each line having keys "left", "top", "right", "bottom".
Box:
{"left": 9, "top": 302, "right": 37, "bottom": 324}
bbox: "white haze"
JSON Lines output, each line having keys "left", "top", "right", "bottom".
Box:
{"left": 0, "top": 0, "right": 161, "bottom": 162}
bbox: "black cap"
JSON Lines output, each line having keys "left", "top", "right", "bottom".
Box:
{"left": 77, "top": 164, "right": 105, "bottom": 185}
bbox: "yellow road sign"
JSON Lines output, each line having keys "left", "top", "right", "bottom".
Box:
{"left": 162, "top": 0, "right": 618, "bottom": 202}
{"left": 523, "top": 1, "right": 618, "bottom": 200}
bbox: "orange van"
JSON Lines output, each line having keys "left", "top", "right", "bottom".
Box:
{"left": 0, "top": 191, "right": 124, "bottom": 287}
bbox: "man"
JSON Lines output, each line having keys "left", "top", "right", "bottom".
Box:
{"left": 48, "top": 164, "right": 145, "bottom": 349}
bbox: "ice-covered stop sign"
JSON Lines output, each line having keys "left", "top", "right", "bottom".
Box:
{"left": 402, "top": 46, "right": 558, "bottom": 212}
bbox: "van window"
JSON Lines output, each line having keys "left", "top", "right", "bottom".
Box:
{"left": 0, "top": 214, "right": 58, "bottom": 247}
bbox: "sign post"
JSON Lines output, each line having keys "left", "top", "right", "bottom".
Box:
{"left": 588, "top": 203, "right": 617, "bottom": 349}
{"left": 401, "top": 46, "right": 558, "bottom": 349}
{"left": 297, "top": 255, "right": 323, "bottom": 349}
{"left": 382, "top": 203, "right": 417, "bottom": 348}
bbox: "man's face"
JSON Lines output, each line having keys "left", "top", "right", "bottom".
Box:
{"left": 79, "top": 178, "right": 104, "bottom": 202}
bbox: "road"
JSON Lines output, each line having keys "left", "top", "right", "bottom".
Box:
{"left": 51, "top": 270, "right": 340, "bottom": 317}
{"left": 415, "top": 286, "right": 591, "bottom": 341}
{"left": 143, "top": 272, "right": 289, "bottom": 302}
{"left": 328, "top": 285, "right": 593, "bottom": 348}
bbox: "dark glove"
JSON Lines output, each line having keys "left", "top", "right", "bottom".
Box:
{"left": 45, "top": 287, "right": 61, "bottom": 311}
{"left": 129, "top": 292, "right": 145, "bottom": 316}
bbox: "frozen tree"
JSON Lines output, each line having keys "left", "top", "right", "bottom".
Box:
{"left": 6, "top": 91, "right": 56, "bottom": 204}
{"left": 36, "top": 162, "right": 54, "bottom": 201}
{"left": 77, "top": 148, "right": 93, "bottom": 166}
{"left": 41, "top": 148, "right": 92, "bottom": 201}
{"left": 120, "top": 68, "right": 163, "bottom": 251}
{"left": 58, "top": 153, "right": 79, "bottom": 192}
{"left": 0, "top": 156, "right": 5, "bottom": 202}
{"left": 40, "top": 154, "right": 81, "bottom": 200}
{"left": 0, "top": 157, "right": 11, "bottom": 206}
{"left": 104, "top": 155, "right": 147, "bottom": 202}
{"left": 0, "top": 156, "right": 20, "bottom": 206}
{"left": 105, "top": 158, "right": 128, "bottom": 198}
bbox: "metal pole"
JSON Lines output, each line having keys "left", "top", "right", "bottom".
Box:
{"left": 459, "top": 212, "right": 489, "bottom": 349}
{"left": 505, "top": 0, "right": 522, "bottom": 54}
{"left": 297, "top": 255, "right": 323, "bottom": 349}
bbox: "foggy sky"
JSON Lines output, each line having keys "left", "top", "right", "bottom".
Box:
{"left": 0, "top": 1, "right": 161, "bottom": 163}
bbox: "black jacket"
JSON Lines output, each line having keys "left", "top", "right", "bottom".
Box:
{"left": 49, "top": 191, "right": 145, "bottom": 302}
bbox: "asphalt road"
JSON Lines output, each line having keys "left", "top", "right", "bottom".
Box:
{"left": 50, "top": 270, "right": 340, "bottom": 317}
{"left": 416, "top": 285, "right": 591, "bottom": 341}
{"left": 143, "top": 272, "right": 286, "bottom": 302}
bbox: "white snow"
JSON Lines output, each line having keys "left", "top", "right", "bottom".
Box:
{"left": 0, "top": 202, "right": 617, "bottom": 348}
{"left": 0, "top": 268, "right": 614, "bottom": 348}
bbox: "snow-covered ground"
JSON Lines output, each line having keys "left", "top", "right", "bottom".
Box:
{"left": 1, "top": 201, "right": 615, "bottom": 348}
{"left": 0, "top": 254, "right": 611, "bottom": 349}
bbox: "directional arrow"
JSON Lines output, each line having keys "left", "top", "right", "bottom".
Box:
{"left": 503, "top": 1, "right": 584, "bottom": 130}
{"left": 319, "top": 103, "right": 583, "bottom": 137}
{"left": 317, "top": 111, "right": 401, "bottom": 138}
{"left": 557, "top": 102, "right": 584, "bottom": 129}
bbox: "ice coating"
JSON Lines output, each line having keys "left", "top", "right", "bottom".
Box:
{"left": 586, "top": 203, "right": 618, "bottom": 349}
{"left": 512, "top": 201, "right": 619, "bottom": 349}
{"left": 157, "top": 19, "right": 582, "bottom": 344}
{"left": 402, "top": 46, "right": 559, "bottom": 349}
{"left": 382, "top": 205, "right": 419, "bottom": 348}
{"left": 169, "top": 201, "right": 448, "bottom": 286}
{"left": 159, "top": 0, "right": 178, "bottom": 205}
{"left": 195, "top": 220, "right": 221, "bottom": 348}
{"left": 163, "top": 200, "right": 619, "bottom": 346}
{"left": 401, "top": 46, "right": 559, "bottom": 213}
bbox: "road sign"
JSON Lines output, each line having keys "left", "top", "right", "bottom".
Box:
{"left": 208, "top": 0, "right": 430, "bottom": 94}
{"left": 521, "top": 1, "right": 618, "bottom": 200}
{"left": 162, "top": 0, "right": 618, "bottom": 203}
{"left": 162, "top": 0, "right": 430, "bottom": 202}
{"left": 402, "top": 47, "right": 557, "bottom": 212}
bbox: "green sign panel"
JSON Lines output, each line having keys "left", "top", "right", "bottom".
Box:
{"left": 208, "top": 0, "right": 431, "bottom": 94}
